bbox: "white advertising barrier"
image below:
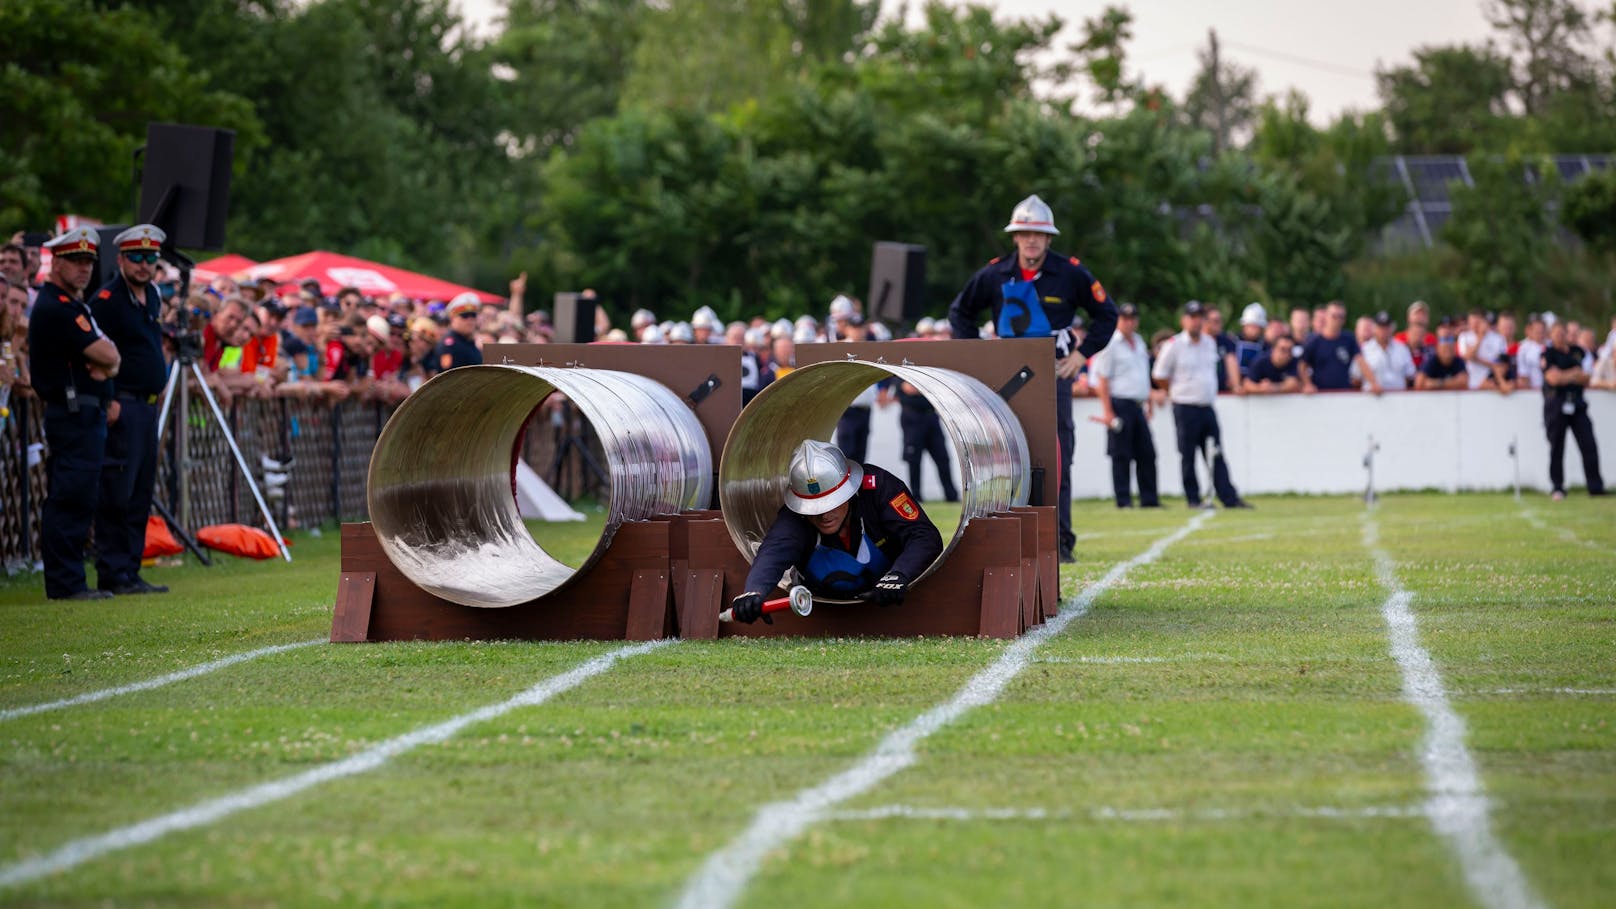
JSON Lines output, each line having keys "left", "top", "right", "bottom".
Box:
{"left": 854, "top": 391, "right": 1615, "bottom": 501}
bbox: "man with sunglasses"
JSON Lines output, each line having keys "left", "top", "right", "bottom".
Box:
{"left": 431, "top": 293, "right": 484, "bottom": 374}
{"left": 89, "top": 224, "right": 171, "bottom": 595}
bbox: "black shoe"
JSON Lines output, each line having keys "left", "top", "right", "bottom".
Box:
{"left": 50, "top": 589, "right": 115, "bottom": 601}
{"left": 1186, "top": 500, "right": 1202, "bottom": 509}
{"left": 1141, "top": 502, "right": 1162, "bottom": 508}
{"left": 1058, "top": 550, "right": 1076, "bottom": 564}
{"left": 1227, "top": 500, "right": 1255, "bottom": 509}
{"left": 110, "top": 579, "right": 169, "bottom": 595}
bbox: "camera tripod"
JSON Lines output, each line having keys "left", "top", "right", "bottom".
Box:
{"left": 155, "top": 355, "right": 291, "bottom": 562}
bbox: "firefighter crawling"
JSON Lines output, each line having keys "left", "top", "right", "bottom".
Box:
{"left": 728, "top": 439, "right": 944, "bottom": 624}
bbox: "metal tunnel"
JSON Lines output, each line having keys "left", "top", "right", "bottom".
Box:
{"left": 719, "top": 358, "right": 1030, "bottom": 594}
{"left": 367, "top": 364, "right": 712, "bottom": 608}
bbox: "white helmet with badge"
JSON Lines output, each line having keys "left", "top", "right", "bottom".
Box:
{"left": 1003, "top": 193, "right": 1060, "bottom": 235}
{"left": 785, "top": 439, "right": 863, "bottom": 516}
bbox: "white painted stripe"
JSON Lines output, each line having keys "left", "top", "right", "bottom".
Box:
{"left": 0, "top": 639, "right": 671, "bottom": 890}
{"left": 0, "top": 639, "right": 324, "bottom": 723}
{"left": 1477, "top": 688, "right": 1616, "bottom": 697}
{"left": 674, "top": 511, "right": 1213, "bottom": 909}
{"left": 1034, "top": 653, "right": 1233, "bottom": 665}
{"left": 827, "top": 803, "right": 1424, "bottom": 823}
{"left": 1362, "top": 513, "right": 1548, "bottom": 909}
{"left": 1520, "top": 508, "right": 1611, "bottom": 554}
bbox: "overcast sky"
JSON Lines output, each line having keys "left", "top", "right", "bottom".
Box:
{"left": 455, "top": 0, "right": 1497, "bottom": 122}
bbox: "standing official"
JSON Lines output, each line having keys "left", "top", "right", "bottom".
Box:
{"left": 433, "top": 294, "right": 484, "bottom": 372}
{"left": 28, "top": 228, "right": 122, "bottom": 600}
{"left": 1091, "top": 302, "right": 1158, "bottom": 508}
{"left": 948, "top": 194, "right": 1118, "bottom": 563}
{"left": 1540, "top": 321, "right": 1605, "bottom": 499}
{"left": 90, "top": 225, "right": 172, "bottom": 595}
{"left": 1152, "top": 301, "right": 1251, "bottom": 510}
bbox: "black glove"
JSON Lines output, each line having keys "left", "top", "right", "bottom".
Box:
{"left": 730, "top": 592, "right": 771, "bottom": 624}
{"left": 1054, "top": 327, "right": 1079, "bottom": 360}
{"left": 860, "top": 572, "right": 908, "bottom": 607}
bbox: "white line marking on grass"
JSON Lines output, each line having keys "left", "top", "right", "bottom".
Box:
{"left": 827, "top": 803, "right": 1424, "bottom": 823}
{"left": 1519, "top": 509, "right": 1611, "bottom": 554}
{"left": 674, "top": 511, "right": 1213, "bottom": 909}
{"left": 0, "top": 639, "right": 324, "bottom": 723}
{"left": 0, "top": 639, "right": 671, "bottom": 891}
{"left": 1477, "top": 688, "right": 1616, "bottom": 697}
{"left": 1362, "top": 513, "right": 1549, "bottom": 909}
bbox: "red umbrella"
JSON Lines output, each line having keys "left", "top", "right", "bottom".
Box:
{"left": 192, "top": 254, "right": 258, "bottom": 283}
{"left": 242, "top": 250, "right": 502, "bottom": 303}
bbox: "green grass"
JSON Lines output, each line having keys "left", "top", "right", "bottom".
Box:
{"left": 0, "top": 494, "right": 1612, "bottom": 907}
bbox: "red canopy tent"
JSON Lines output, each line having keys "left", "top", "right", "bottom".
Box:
{"left": 242, "top": 251, "right": 502, "bottom": 303}
{"left": 192, "top": 254, "right": 258, "bottom": 283}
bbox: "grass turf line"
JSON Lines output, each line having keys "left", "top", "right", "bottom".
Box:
{"left": 1363, "top": 511, "right": 1547, "bottom": 909}
{"left": 0, "top": 639, "right": 672, "bottom": 890}
{"left": 674, "top": 510, "right": 1213, "bottom": 909}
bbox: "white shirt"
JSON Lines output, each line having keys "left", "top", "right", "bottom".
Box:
{"left": 1515, "top": 338, "right": 1545, "bottom": 389}
{"left": 1360, "top": 337, "right": 1415, "bottom": 390}
{"left": 1093, "top": 330, "right": 1152, "bottom": 401}
{"left": 1151, "top": 330, "right": 1220, "bottom": 405}
{"left": 1457, "top": 329, "right": 1507, "bottom": 389}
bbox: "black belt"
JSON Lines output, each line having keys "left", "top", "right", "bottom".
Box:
{"left": 47, "top": 394, "right": 103, "bottom": 411}
{"left": 117, "top": 391, "right": 161, "bottom": 405}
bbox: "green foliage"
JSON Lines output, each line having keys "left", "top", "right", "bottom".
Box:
{"left": 1562, "top": 159, "right": 1616, "bottom": 251}
{"left": 1442, "top": 153, "right": 1560, "bottom": 305}
{"left": 0, "top": 0, "right": 261, "bottom": 229}
{"left": 1376, "top": 44, "right": 1516, "bottom": 154}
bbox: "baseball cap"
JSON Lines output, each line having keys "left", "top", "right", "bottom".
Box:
{"left": 1117, "top": 302, "right": 1138, "bottom": 318}
{"left": 386, "top": 313, "right": 408, "bottom": 331}
{"left": 292, "top": 307, "right": 319, "bottom": 326}
{"left": 365, "top": 315, "right": 391, "bottom": 341}
{"left": 1183, "top": 300, "right": 1205, "bottom": 316}
{"left": 1373, "top": 310, "right": 1393, "bottom": 327}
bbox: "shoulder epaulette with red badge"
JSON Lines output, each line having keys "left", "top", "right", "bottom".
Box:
{"left": 1070, "top": 257, "right": 1081, "bottom": 266}
{"left": 57, "top": 294, "right": 69, "bottom": 303}
{"left": 862, "top": 473, "right": 877, "bottom": 490}
{"left": 97, "top": 288, "right": 112, "bottom": 300}
{"left": 989, "top": 256, "right": 1002, "bottom": 265}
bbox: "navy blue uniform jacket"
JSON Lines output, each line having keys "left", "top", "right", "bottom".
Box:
{"left": 27, "top": 281, "right": 112, "bottom": 404}
{"left": 91, "top": 277, "right": 168, "bottom": 396}
{"left": 743, "top": 462, "right": 944, "bottom": 596}
{"left": 947, "top": 251, "right": 1118, "bottom": 358}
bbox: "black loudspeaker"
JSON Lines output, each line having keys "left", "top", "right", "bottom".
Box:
{"left": 552, "top": 291, "right": 596, "bottom": 343}
{"left": 138, "top": 123, "right": 235, "bottom": 251}
{"left": 92, "top": 225, "right": 129, "bottom": 292}
{"left": 866, "top": 242, "right": 926, "bottom": 324}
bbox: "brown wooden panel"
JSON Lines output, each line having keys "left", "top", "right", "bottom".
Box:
{"left": 978, "top": 566, "right": 1022, "bottom": 639}
{"left": 679, "top": 568, "right": 724, "bottom": 641}
{"left": 329, "top": 571, "right": 376, "bottom": 642}
{"left": 624, "top": 568, "right": 672, "bottom": 641}
{"left": 1008, "top": 508, "right": 1041, "bottom": 629}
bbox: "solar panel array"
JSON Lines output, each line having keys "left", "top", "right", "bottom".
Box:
{"left": 1378, "top": 154, "right": 1611, "bottom": 250}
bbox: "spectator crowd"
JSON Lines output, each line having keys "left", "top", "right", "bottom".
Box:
{"left": 5, "top": 231, "right": 1616, "bottom": 419}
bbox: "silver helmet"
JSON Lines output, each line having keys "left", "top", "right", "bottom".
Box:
{"left": 668, "top": 321, "right": 695, "bottom": 343}
{"left": 691, "top": 306, "right": 721, "bottom": 330}
{"left": 1003, "top": 193, "right": 1060, "bottom": 235}
{"left": 785, "top": 439, "right": 863, "bottom": 516}
{"left": 630, "top": 308, "right": 657, "bottom": 330}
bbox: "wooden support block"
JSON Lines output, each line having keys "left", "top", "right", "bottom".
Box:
{"left": 1009, "top": 507, "right": 1041, "bottom": 630}
{"left": 678, "top": 568, "right": 725, "bottom": 640}
{"left": 977, "top": 565, "right": 1021, "bottom": 638}
{"left": 1033, "top": 505, "right": 1058, "bottom": 617}
{"left": 330, "top": 571, "right": 376, "bottom": 642}
{"left": 624, "top": 568, "right": 672, "bottom": 641}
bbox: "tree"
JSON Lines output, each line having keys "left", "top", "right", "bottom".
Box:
{"left": 0, "top": 0, "right": 260, "bottom": 230}
{"left": 1376, "top": 44, "right": 1515, "bottom": 154}
{"left": 1069, "top": 6, "right": 1135, "bottom": 113}
{"left": 1486, "top": 0, "right": 1600, "bottom": 115}
{"left": 493, "top": 0, "right": 647, "bottom": 155}
{"left": 1562, "top": 165, "right": 1616, "bottom": 252}
{"left": 1182, "top": 29, "right": 1259, "bottom": 155}
{"left": 1442, "top": 154, "right": 1559, "bottom": 305}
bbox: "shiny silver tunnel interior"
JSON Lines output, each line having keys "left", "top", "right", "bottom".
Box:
{"left": 719, "top": 359, "right": 1029, "bottom": 593}
{"left": 367, "top": 364, "right": 712, "bottom": 608}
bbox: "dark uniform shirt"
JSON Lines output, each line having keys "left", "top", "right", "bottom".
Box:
{"left": 90, "top": 277, "right": 167, "bottom": 396}
{"left": 744, "top": 463, "right": 944, "bottom": 598}
{"left": 1248, "top": 352, "right": 1299, "bottom": 385}
{"left": 27, "top": 280, "right": 111, "bottom": 404}
{"left": 1301, "top": 333, "right": 1360, "bottom": 389}
{"left": 947, "top": 252, "right": 1117, "bottom": 358}
{"left": 433, "top": 330, "right": 483, "bottom": 372}
{"left": 1541, "top": 344, "right": 1587, "bottom": 405}
{"left": 1421, "top": 354, "right": 1466, "bottom": 383}
{"left": 1212, "top": 331, "right": 1238, "bottom": 391}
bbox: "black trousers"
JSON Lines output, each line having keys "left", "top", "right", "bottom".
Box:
{"left": 1545, "top": 399, "right": 1605, "bottom": 494}
{"left": 1172, "top": 403, "right": 1240, "bottom": 506}
{"left": 1108, "top": 398, "right": 1158, "bottom": 507}
{"left": 95, "top": 396, "right": 161, "bottom": 587}
{"left": 42, "top": 402, "right": 108, "bottom": 597}
{"left": 901, "top": 412, "right": 959, "bottom": 502}
{"left": 836, "top": 405, "right": 872, "bottom": 465}
{"left": 1056, "top": 376, "right": 1075, "bottom": 554}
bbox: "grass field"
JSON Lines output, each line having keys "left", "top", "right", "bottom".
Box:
{"left": 1, "top": 493, "right": 1612, "bottom": 908}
